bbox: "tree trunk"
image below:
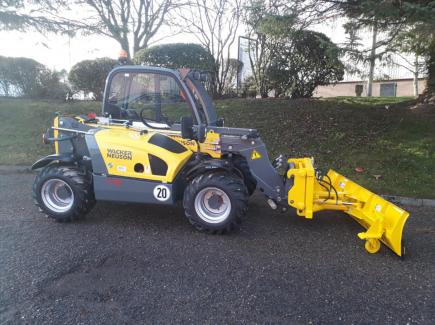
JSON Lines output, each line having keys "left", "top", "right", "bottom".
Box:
{"left": 413, "top": 71, "right": 419, "bottom": 97}
{"left": 425, "top": 36, "right": 435, "bottom": 102}
{"left": 119, "top": 39, "right": 131, "bottom": 59}
{"left": 211, "top": 74, "right": 219, "bottom": 99}
{"left": 413, "top": 55, "right": 419, "bottom": 97}
{"left": 259, "top": 84, "right": 268, "bottom": 98}
{"left": 367, "top": 23, "right": 378, "bottom": 97}
{"left": 133, "top": 44, "right": 140, "bottom": 57}
{"left": 418, "top": 36, "right": 435, "bottom": 104}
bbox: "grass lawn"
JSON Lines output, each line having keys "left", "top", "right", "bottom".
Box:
{"left": 1, "top": 96, "right": 434, "bottom": 198}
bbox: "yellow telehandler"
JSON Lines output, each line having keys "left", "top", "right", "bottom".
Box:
{"left": 31, "top": 65, "right": 409, "bottom": 256}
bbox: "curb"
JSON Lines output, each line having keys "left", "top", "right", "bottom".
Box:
{"left": 381, "top": 195, "right": 435, "bottom": 208}
{"left": 0, "top": 165, "right": 434, "bottom": 207}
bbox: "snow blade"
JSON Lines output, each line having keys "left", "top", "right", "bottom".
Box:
{"left": 287, "top": 158, "right": 409, "bottom": 256}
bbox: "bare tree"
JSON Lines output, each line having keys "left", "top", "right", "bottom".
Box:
{"left": 51, "top": 0, "right": 182, "bottom": 57}
{"left": 390, "top": 53, "right": 426, "bottom": 96}
{"left": 177, "top": 0, "right": 242, "bottom": 96}
{"left": 384, "top": 25, "right": 429, "bottom": 97}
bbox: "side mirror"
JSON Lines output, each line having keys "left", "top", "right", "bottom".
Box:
{"left": 181, "top": 116, "right": 194, "bottom": 140}
{"left": 191, "top": 71, "right": 209, "bottom": 82}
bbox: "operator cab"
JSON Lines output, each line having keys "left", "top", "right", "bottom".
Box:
{"left": 102, "top": 66, "right": 220, "bottom": 138}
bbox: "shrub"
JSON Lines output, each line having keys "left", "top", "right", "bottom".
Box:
{"left": 134, "top": 43, "right": 216, "bottom": 72}
{"left": 266, "top": 30, "right": 344, "bottom": 98}
{"left": 240, "top": 76, "right": 257, "bottom": 98}
{"left": 68, "top": 57, "right": 117, "bottom": 100}
{"left": 0, "top": 56, "right": 69, "bottom": 99}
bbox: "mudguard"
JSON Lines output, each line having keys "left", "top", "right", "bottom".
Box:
{"left": 287, "top": 158, "right": 409, "bottom": 256}
{"left": 184, "top": 158, "right": 233, "bottom": 179}
{"left": 31, "top": 154, "right": 76, "bottom": 170}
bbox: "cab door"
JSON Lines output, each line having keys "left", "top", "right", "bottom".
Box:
{"left": 97, "top": 70, "right": 197, "bottom": 182}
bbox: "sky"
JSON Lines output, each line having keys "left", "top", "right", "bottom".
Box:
{"left": 0, "top": 26, "right": 200, "bottom": 72}
{"left": 0, "top": 14, "right": 417, "bottom": 81}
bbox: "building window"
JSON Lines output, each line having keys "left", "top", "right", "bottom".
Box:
{"left": 355, "top": 84, "right": 364, "bottom": 97}
{"left": 380, "top": 83, "right": 397, "bottom": 97}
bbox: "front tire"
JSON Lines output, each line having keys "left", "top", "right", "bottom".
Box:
{"left": 32, "top": 165, "right": 95, "bottom": 222}
{"left": 183, "top": 172, "right": 248, "bottom": 233}
{"left": 232, "top": 157, "right": 257, "bottom": 196}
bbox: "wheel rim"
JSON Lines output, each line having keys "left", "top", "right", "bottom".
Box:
{"left": 365, "top": 238, "right": 381, "bottom": 254}
{"left": 194, "top": 187, "right": 231, "bottom": 224}
{"left": 41, "top": 178, "right": 74, "bottom": 213}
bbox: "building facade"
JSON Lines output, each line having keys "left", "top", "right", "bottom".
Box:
{"left": 314, "top": 78, "right": 427, "bottom": 97}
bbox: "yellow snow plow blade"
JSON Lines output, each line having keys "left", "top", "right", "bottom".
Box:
{"left": 287, "top": 158, "right": 409, "bottom": 256}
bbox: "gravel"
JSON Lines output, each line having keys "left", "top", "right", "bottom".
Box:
{"left": 0, "top": 173, "right": 434, "bottom": 324}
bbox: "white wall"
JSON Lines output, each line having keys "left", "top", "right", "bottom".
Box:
{"left": 314, "top": 79, "right": 427, "bottom": 97}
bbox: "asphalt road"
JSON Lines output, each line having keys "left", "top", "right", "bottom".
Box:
{"left": 0, "top": 172, "right": 434, "bottom": 324}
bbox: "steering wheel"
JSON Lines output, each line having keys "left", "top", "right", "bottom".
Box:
{"left": 139, "top": 108, "right": 171, "bottom": 130}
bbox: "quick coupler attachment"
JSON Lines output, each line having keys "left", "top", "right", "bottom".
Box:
{"left": 286, "top": 158, "right": 409, "bottom": 256}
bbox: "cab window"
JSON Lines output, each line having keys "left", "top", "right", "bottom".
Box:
{"left": 105, "top": 71, "right": 194, "bottom": 124}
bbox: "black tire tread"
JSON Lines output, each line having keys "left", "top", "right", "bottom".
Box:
{"left": 32, "top": 164, "right": 95, "bottom": 222}
{"left": 232, "top": 157, "right": 257, "bottom": 196}
{"left": 183, "top": 172, "right": 248, "bottom": 234}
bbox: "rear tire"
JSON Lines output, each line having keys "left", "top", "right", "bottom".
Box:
{"left": 183, "top": 172, "right": 248, "bottom": 234}
{"left": 32, "top": 165, "right": 95, "bottom": 222}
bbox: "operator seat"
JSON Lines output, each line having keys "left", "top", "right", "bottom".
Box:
{"left": 105, "top": 102, "right": 122, "bottom": 119}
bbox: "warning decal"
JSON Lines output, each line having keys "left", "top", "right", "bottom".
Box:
{"left": 251, "top": 149, "right": 262, "bottom": 160}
